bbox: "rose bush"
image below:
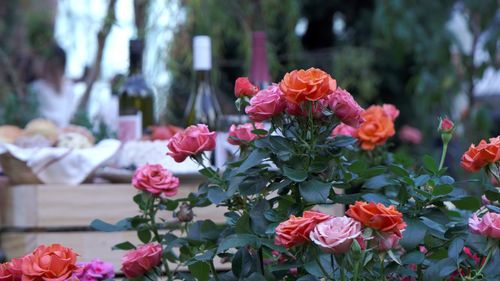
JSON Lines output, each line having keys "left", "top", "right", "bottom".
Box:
{"left": 89, "top": 68, "right": 499, "bottom": 281}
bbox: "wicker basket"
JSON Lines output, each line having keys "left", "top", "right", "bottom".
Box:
{"left": 0, "top": 153, "right": 42, "bottom": 184}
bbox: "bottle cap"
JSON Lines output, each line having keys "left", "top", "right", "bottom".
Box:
{"left": 193, "top": 35, "right": 212, "bottom": 71}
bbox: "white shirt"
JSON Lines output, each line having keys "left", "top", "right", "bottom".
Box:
{"left": 30, "top": 78, "right": 81, "bottom": 127}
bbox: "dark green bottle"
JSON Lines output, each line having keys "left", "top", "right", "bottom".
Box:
{"left": 118, "top": 39, "right": 154, "bottom": 141}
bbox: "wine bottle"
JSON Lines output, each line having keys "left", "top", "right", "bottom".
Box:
{"left": 250, "top": 31, "right": 271, "bottom": 89}
{"left": 118, "top": 39, "right": 155, "bottom": 141}
{"left": 184, "top": 35, "right": 222, "bottom": 131}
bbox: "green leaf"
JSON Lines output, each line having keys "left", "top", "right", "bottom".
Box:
{"left": 239, "top": 177, "right": 268, "bottom": 196}
{"left": 245, "top": 273, "right": 266, "bottom": 281}
{"left": 232, "top": 247, "right": 254, "bottom": 278}
{"left": 237, "top": 149, "right": 268, "bottom": 174}
{"left": 137, "top": 227, "right": 152, "bottom": 243}
{"left": 303, "top": 254, "right": 334, "bottom": 278}
{"left": 249, "top": 199, "right": 270, "bottom": 235}
{"left": 485, "top": 189, "right": 500, "bottom": 201}
{"left": 423, "top": 155, "right": 438, "bottom": 174}
{"left": 199, "top": 167, "right": 217, "bottom": 177}
{"left": 362, "top": 193, "right": 391, "bottom": 205}
{"left": 452, "top": 196, "right": 481, "bottom": 210}
{"left": 282, "top": 166, "right": 308, "bottom": 182}
{"left": 188, "top": 261, "right": 210, "bottom": 281}
{"left": 363, "top": 174, "right": 393, "bottom": 190}
{"left": 401, "top": 251, "right": 425, "bottom": 265}
{"left": 251, "top": 129, "right": 267, "bottom": 135}
{"left": 400, "top": 218, "right": 427, "bottom": 249}
{"left": 299, "top": 179, "right": 331, "bottom": 203}
{"left": 432, "top": 184, "right": 453, "bottom": 196}
{"left": 414, "top": 175, "right": 430, "bottom": 187}
{"left": 330, "top": 135, "right": 357, "bottom": 147}
{"left": 162, "top": 199, "right": 178, "bottom": 211}
{"left": 235, "top": 212, "right": 252, "bottom": 233}
{"left": 389, "top": 164, "right": 410, "bottom": 178}
{"left": 90, "top": 219, "right": 130, "bottom": 232}
{"left": 112, "top": 241, "right": 136, "bottom": 250}
{"left": 387, "top": 249, "right": 402, "bottom": 265}
{"left": 207, "top": 187, "right": 228, "bottom": 204}
{"left": 448, "top": 238, "right": 464, "bottom": 261}
{"left": 217, "top": 234, "right": 260, "bottom": 253}
{"left": 420, "top": 217, "right": 445, "bottom": 234}
{"left": 423, "top": 258, "right": 456, "bottom": 281}
{"left": 193, "top": 249, "right": 215, "bottom": 262}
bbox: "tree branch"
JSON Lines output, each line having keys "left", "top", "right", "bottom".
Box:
{"left": 76, "top": 0, "right": 118, "bottom": 111}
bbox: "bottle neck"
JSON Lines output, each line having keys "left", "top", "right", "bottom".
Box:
{"left": 250, "top": 32, "right": 271, "bottom": 86}
{"left": 129, "top": 53, "right": 143, "bottom": 75}
{"left": 195, "top": 70, "right": 211, "bottom": 83}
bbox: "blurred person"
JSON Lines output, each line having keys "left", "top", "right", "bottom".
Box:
{"left": 29, "top": 43, "right": 81, "bottom": 127}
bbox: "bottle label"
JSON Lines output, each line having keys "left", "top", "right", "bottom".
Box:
{"left": 118, "top": 112, "right": 142, "bottom": 142}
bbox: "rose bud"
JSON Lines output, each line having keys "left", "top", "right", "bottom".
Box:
{"left": 235, "top": 77, "right": 259, "bottom": 98}
{"left": 176, "top": 203, "right": 194, "bottom": 222}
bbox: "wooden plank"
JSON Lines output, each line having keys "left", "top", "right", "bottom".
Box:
{"left": 1, "top": 231, "right": 230, "bottom": 272}
{"left": 1, "top": 181, "right": 228, "bottom": 228}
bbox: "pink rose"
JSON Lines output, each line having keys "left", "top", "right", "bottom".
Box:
{"left": 374, "top": 232, "right": 401, "bottom": 251}
{"left": 327, "top": 88, "right": 364, "bottom": 128}
{"left": 76, "top": 259, "right": 115, "bottom": 281}
{"left": 132, "top": 164, "right": 179, "bottom": 197}
{"left": 286, "top": 99, "right": 326, "bottom": 118}
{"left": 382, "top": 104, "right": 399, "bottom": 121}
{"left": 0, "top": 263, "right": 13, "bottom": 281}
{"left": 399, "top": 125, "right": 422, "bottom": 145}
{"left": 331, "top": 123, "right": 357, "bottom": 137}
{"left": 121, "top": 243, "right": 162, "bottom": 279}
{"left": 245, "top": 84, "right": 286, "bottom": 122}
{"left": 482, "top": 195, "right": 491, "bottom": 206}
{"left": 309, "top": 216, "right": 362, "bottom": 254}
{"left": 469, "top": 212, "right": 500, "bottom": 239}
{"left": 227, "top": 123, "right": 265, "bottom": 145}
{"left": 167, "top": 124, "right": 216, "bottom": 162}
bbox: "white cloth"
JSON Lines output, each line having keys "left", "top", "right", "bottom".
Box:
{"left": 0, "top": 139, "right": 121, "bottom": 185}
{"left": 30, "top": 78, "right": 82, "bottom": 127}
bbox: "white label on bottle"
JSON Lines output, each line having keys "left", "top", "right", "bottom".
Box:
{"left": 193, "top": 36, "right": 212, "bottom": 71}
{"left": 118, "top": 112, "right": 142, "bottom": 142}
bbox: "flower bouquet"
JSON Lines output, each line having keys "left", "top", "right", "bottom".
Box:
{"left": 3, "top": 68, "right": 498, "bottom": 281}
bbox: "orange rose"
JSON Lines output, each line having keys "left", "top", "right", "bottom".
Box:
{"left": 355, "top": 105, "right": 395, "bottom": 150}
{"left": 461, "top": 136, "right": 500, "bottom": 172}
{"left": 346, "top": 201, "right": 406, "bottom": 237}
{"left": 274, "top": 211, "right": 331, "bottom": 248}
{"left": 279, "top": 68, "right": 337, "bottom": 104}
{"left": 21, "top": 244, "right": 79, "bottom": 281}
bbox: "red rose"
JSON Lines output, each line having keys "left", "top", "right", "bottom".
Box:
{"left": 461, "top": 136, "right": 500, "bottom": 172}
{"left": 346, "top": 201, "right": 406, "bottom": 237}
{"left": 439, "top": 117, "right": 454, "bottom": 132}
{"left": 234, "top": 77, "right": 259, "bottom": 98}
{"left": 121, "top": 243, "right": 162, "bottom": 279}
{"left": 167, "top": 124, "right": 216, "bottom": 163}
{"left": 21, "top": 244, "right": 79, "bottom": 281}
{"left": 274, "top": 211, "right": 331, "bottom": 248}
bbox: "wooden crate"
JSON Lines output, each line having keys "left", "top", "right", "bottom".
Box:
{"left": 0, "top": 180, "right": 344, "bottom": 271}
